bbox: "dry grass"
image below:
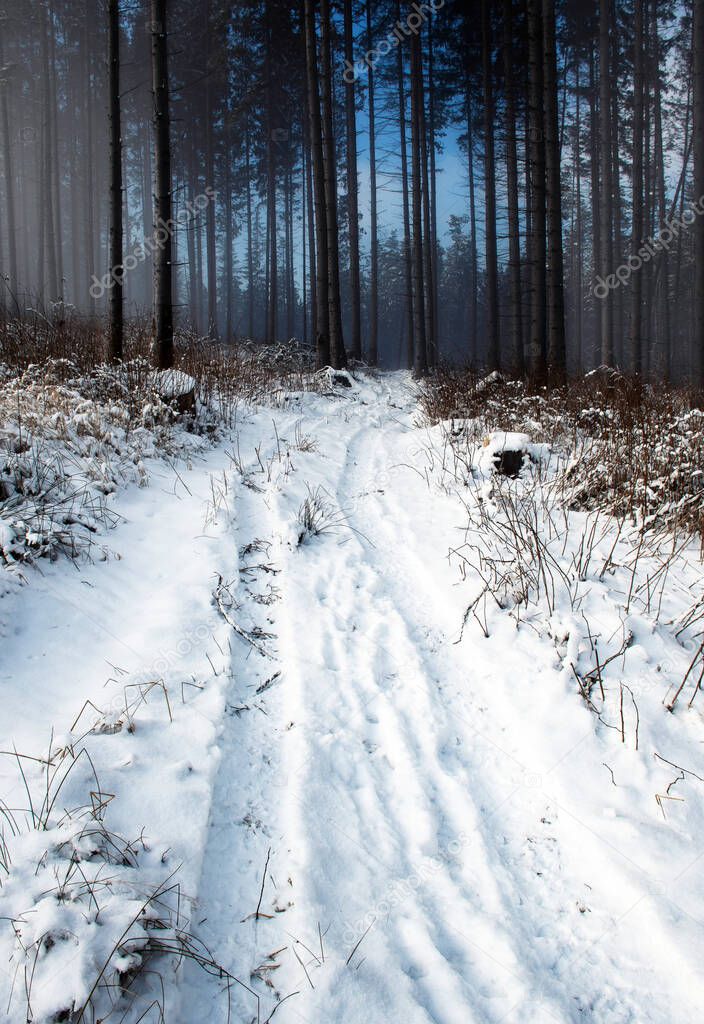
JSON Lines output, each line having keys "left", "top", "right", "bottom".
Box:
{"left": 0, "top": 312, "right": 318, "bottom": 416}
{"left": 295, "top": 485, "right": 358, "bottom": 546}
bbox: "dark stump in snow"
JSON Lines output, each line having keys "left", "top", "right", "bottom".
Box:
{"left": 493, "top": 449, "right": 526, "bottom": 478}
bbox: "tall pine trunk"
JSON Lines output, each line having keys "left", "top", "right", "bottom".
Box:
{"left": 343, "top": 0, "right": 362, "bottom": 359}
{"left": 108, "top": 0, "right": 123, "bottom": 361}
{"left": 694, "top": 0, "right": 704, "bottom": 385}
{"left": 409, "top": 28, "right": 427, "bottom": 377}
{"left": 397, "top": 3, "right": 414, "bottom": 370}
{"left": 428, "top": 14, "right": 439, "bottom": 363}
{"left": 543, "top": 0, "right": 566, "bottom": 379}
{"left": 598, "top": 0, "right": 614, "bottom": 365}
{"left": 40, "top": 4, "right": 58, "bottom": 302}
{"left": 0, "top": 31, "right": 17, "bottom": 298}
{"left": 574, "top": 56, "right": 584, "bottom": 373}
{"left": 205, "top": 4, "right": 217, "bottom": 338}
{"left": 245, "top": 122, "right": 255, "bottom": 339}
{"left": 366, "top": 1, "right": 378, "bottom": 364}
{"left": 419, "top": 40, "right": 435, "bottom": 367}
{"left": 320, "top": 0, "right": 346, "bottom": 368}
{"left": 481, "top": 0, "right": 499, "bottom": 371}
{"left": 630, "top": 0, "right": 644, "bottom": 374}
{"left": 303, "top": 0, "right": 330, "bottom": 366}
{"left": 502, "top": 0, "right": 523, "bottom": 377}
{"left": 465, "top": 84, "right": 478, "bottom": 365}
{"left": 224, "top": 108, "right": 233, "bottom": 341}
{"left": 652, "top": 2, "right": 670, "bottom": 379}
{"left": 265, "top": 3, "right": 277, "bottom": 344}
{"left": 151, "top": 0, "right": 174, "bottom": 369}
{"left": 48, "top": 0, "right": 63, "bottom": 299}
{"left": 303, "top": 106, "right": 317, "bottom": 344}
{"left": 527, "top": 0, "right": 546, "bottom": 379}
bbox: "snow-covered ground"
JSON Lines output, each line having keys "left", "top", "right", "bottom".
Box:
{"left": 2, "top": 370, "right": 704, "bottom": 1023}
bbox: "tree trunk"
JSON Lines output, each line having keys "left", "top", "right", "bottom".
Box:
{"left": 187, "top": 139, "right": 199, "bottom": 330}
{"left": 465, "top": 84, "right": 478, "bottom": 366}
{"left": 543, "top": 0, "right": 566, "bottom": 379}
{"left": 419, "top": 38, "right": 435, "bottom": 368}
{"left": 366, "top": 1, "right": 378, "bottom": 364}
{"left": 397, "top": 0, "right": 414, "bottom": 370}
{"left": 642, "top": 0, "right": 652, "bottom": 377}
{"left": 0, "top": 31, "right": 17, "bottom": 298}
{"left": 245, "top": 122, "right": 255, "bottom": 339}
{"left": 225, "top": 107, "right": 234, "bottom": 341}
{"left": 482, "top": 0, "right": 499, "bottom": 371}
{"left": 527, "top": 0, "right": 546, "bottom": 379}
{"left": 343, "top": 0, "right": 362, "bottom": 359}
{"left": 502, "top": 0, "right": 523, "bottom": 377}
{"left": 598, "top": 0, "right": 614, "bottom": 366}
{"left": 151, "top": 0, "right": 174, "bottom": 369}
{"left": 48, "top": 0, "right": 63, "bottom": 300}
{"left": 40, "top": 4, "right": 58, "bottom": 302}
{"left": 630, "top": 0, "right": 644, "bottom": 375}
{"left": 320, "top": 0, "right": 346, "bottom": 368}
{"left": 673, "top": 58, "right": 692, "bottom": 380}
{"left": 108, "top": 0, "right": 123, "bottom": 361}
{"left": 141, "top": 122, "right": 153, "bottom": 311}
{"left": 286, "top": 161, "right": 295, "bottom": 339}
{"left": 409, "top": 28, "right": 427, "bottom": 377}
{"left": 303, "top": 0, "right": 330, "bottom": 366}
{"left": 69, "top": 77, "right": 81, "bottom": 308}
{"left": 695, "top": 0, "right": 704, "bottom": 385}
{"left": 205, "top": 4, "right": 218, "bottom": 338}
{"left": 303, "top": 106, "right": 317, "bottom": 344}
{"left": 302, "top": 137, "right": 308, "bottom": 344}
{"left": 588, "top": 43, "right": 601, "bottom": 369}
{"left": 428, "top": 13, "right": 439, "bottom": 364}
{"left": 574, "top": 55, "right": 584, "bottom": 373}
{"left": 265, "top": 2, "right": 277, "bottom": 344}
{"left": 652, "top": 1, "right": 670, "bottom": 380}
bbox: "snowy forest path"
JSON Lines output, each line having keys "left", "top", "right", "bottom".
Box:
{"left": 179, "top": 373, "right": 702, "bottom": 1024}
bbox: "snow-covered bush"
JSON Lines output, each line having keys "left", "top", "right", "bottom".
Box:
{"left": 420, "top": 367, "right": 704, "bottom": 542}
{"left": 0, "top": 359, "right": 206, "bottom": 573}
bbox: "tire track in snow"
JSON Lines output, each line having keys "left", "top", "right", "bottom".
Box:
{"left": 258, "top": 379, "right": 539, "bottom": 1024}
{"left": 335, "top": 391, "right": 700, "bottom": 1024}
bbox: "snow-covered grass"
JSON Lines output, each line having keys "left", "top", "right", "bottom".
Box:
{"left": 0, "top": 357, "right": 203, "bottom": 574}
{"left": 419, "top": 366, "right": 704, "bottom": 541}
{"left": 0, "top": 319, "right": 325, "bottom": 575}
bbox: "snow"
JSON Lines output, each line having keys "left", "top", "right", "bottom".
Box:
{"left": 1, "top": 370, "right": 704, "bottom": 1022}
{"left": 482, "top": 429, "right": 531, "bottom": 453}
{"left": 153, "top": 367, "right": 197, "bottom": 399}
